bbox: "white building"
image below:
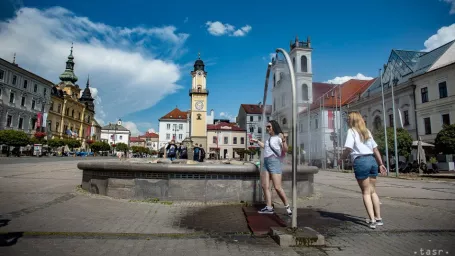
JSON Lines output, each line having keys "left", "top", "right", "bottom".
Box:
{"left": 158, "top": 108, "right": 189, "bottom": 148}
{"left": 100, "top": 119, "right": 131, "bottom": 147}
{"left": 0, "top": 57, "right": 53, "bottom": 134}
{"left": 236, "top": 104, "right": 271, "bottom": 146}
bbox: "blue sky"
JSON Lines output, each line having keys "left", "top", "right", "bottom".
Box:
{"left": 0, "top": 0, "right": 454, "bottom": 134}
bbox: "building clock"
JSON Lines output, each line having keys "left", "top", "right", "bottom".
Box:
{"left": 197, "top": 71, "right": 203, "bottom": 76}
{"left": 195, "top": 101, "right": 204, "bottom": 110}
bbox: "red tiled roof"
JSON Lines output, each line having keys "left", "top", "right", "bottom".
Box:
{"left": 207, "top": 122, "right": 245, "bottom": 131}
{"left": 241, "top": 104, "right": 272, "bottom": 114}
{"left": 159, "top": 108, "right": 188, "bottom": 120}
{"left": 139, "top": 132, "right": 159, "bottom": 139}
{"left": 130, "top": 137, "right": 145, "bottom": 142}
{"left": 308, "top": 79, "right": 376, "bottom": 111}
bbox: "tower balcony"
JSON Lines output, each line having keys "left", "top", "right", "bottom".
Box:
{"left": 291, "top": 41, "right": 310, "bottom": 50}
{"left": 189, "top": 88, "right": 209, "bottom": 96}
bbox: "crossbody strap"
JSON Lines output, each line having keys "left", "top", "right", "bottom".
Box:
{"left": 268, "top": 137, "right": 281, "bottom": 158}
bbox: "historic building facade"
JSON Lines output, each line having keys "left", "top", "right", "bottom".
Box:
{"left": 46, "top": 46, "right": 96, "bottom": 144}
{"left": 236, "top": 104, "right": 271, "bottom": 146}
{"left": 0, "top": 57, "right": 53, "bottom": 134}
{"left": 158, "top": 108, "right": 189, "bottom": 148}
{"left": 207, "top": 122, "right": 247, "bottom": 159}
{"left": 189, "top": 54, "right": 209, "bottom": 147}
{"left": 138, "top": 131, "right": 159, "bottom": 151}
{"left": 100, "top": 119, "right": 131, "bottom": 147}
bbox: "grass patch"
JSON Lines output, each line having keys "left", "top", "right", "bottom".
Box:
{"left": 129, "top": 198, "right": 173, "bottom": 205}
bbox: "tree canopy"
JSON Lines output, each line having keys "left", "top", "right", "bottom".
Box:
{"left": 0, "top": 130, "right": 30, "bottom": 147}
{"left": 435, "top": 124, "right": 455, "bottom": 154}
{"left": 373, "top": 127, "right": 413, "bottom": 158}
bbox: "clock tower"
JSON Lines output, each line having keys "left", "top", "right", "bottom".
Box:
{"left": 189, "top": 53, "right": 208, "bottom": 147}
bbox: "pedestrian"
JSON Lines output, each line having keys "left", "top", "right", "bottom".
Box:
{"left": 166, "top": 140, "right": 178, "bottom": 161}
{"left": 250, "top": 120, "right": 292, "bottom": 216}
{"left": 199, "top": 144, "right": 206, "bottom": 162}
{"left": 193, "top": 144, "right": 200, "bottom": 162}
{"left": 341, "top": 111, "right": 387, "bottom": 229}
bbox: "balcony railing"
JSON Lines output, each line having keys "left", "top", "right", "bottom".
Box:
{"left": 189, "top": 89, "right": 209, "bottom": 95}
{"left": 291, "top": 41, "right": 310, "bottom": 50}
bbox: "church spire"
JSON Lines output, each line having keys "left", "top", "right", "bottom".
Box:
{"left": 59, "top": 42, "right": 78, "bottom": 86}
{"left": 80, "top": 74, "right": 95, "bottom": 112}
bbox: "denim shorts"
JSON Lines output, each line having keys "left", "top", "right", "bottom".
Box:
{"left": 353, "top": 155, "right": 378, "bottom": 180}
{"left": 263, "top": 157, "right": 282, "bottom": 174}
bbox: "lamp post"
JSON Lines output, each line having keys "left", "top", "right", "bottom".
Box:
{"left": 380, "top": 68, "right": 390, "bottom": 175}
{"left": 263, "top": 48, "right": 298, "bottom": 229}
{"left": 391, "top": 76, "right": 399, "bottom": 177}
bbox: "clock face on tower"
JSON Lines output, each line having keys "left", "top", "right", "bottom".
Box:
{"left": 195, "top": 101, "right": 204, "bottom": 110}
{"left": 197, "top": 71, "right": 203, "bottom": 76}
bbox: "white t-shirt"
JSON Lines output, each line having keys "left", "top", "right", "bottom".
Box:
{"left": 264, "top": 135, "right": 282, "bottom": 158}
{"left": 344, "top": 128, "right": 378, "bottom": 163}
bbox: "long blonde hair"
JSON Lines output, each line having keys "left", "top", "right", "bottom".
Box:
{"left": 348, "top": 112, "right": 370, "bottom": 142}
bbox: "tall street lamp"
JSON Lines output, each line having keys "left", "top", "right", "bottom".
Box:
{"left": 262, "top": 48, "right": 298, "bottom": 229}
{"left": 380, "top": 68, "right": 390, "bottom": 175}
{"left": 391, "top": 76, "right": 399, "bottom": 177}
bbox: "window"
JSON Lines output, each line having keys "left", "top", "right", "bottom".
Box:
{"left": 301, "top": 56, "right": 308, "bottom": 72}
{"left": 44, "top": 88, "right": 47, "bottom": 97}
{"left": 71, "top": 109, "right": 74, "bottom": 117}
{"left": 258, "top": 127, "right": 262, "bottom": 134}
{"left": 119, "top": 135, "right": 123, "bottom": 140}
{"left": 34, "top": 84, "right": 38, "bottom": 93}
{"left": 9, "top": 92, "right": 14, "bottom": 103}
{"left": 249, "top": 126, "right": 254, "bottom": 133}
{"left": 41, "top": 104, "right": 45, "bottom": 112}
{"left": 167, "top": 124, "right": 171, "bottom": 130}
{"left": 273, "top": 74, "right": 276, "bottom": 87}
{"left": 267, "top": 116, "right": 270, "bottom": 121}
{"left": 404, "top": 110, "right": 409, "bottom": 126}
{"left": 421, "top": 87, "right": 428, "bottom": 103}
{"left": 315, "top": 119, "right": 318, "bottom": 129}
{"left": 18, "top": 117, "right": 24, "bottom": 129}
{"left": 65, "top": 108, "right": 69, "bottom": 115}
{"left": 282, "top": 118, "right": 287, "bottom": 125}
{"left": 233, "top": 137, "right": 237, "bottom": 144}
{"left": 250, "top": 116, "right": 253, "bottom": 122}
{"left": 12, "top": 75, "right": 17, "bottom": 85}
{"left": 166, "top": 133, "right": 170, "bottom": 140}
{"left": 56, "top": 122, "right": 60, "bottom": 132}
{"left": 424, "top": 117, "right": 431, "bottom": 135}
{"left": 78, "top": 112, "right": 81, "bottom": 120}
{"left": 0, "top": 69, "right": 4, "bottom": 80}
{"left": 87, "top": 116, "right": 91, "bottom": 123}
{"left": 23, "top": 80, "right": 28, "bottom": 89}
{"left": 439, "top": 82, "right": 447, "bottom": 99}
{"left": 21, "top": 96, "right": 25, "bottom": 106}
{"left": 442, "top": 114, "right": 450, "bottom": 126}
{"left": 240, "top": 137, "right": 245, "bottom": 144}
{"left": 178, "top": 134, "right": 183, "bottom": 140}
{"left": 6, "top": 115, "right": 12, "bottom": 127}
{"left": 224, "top": 137, "right": 228, "bottom": 144}
{"left": 292, "top": 57, "right": 295, "bottom": 70}
{"left": 179, "top": 124, "right": 183, "bottom": 130}
{"left": 58, "top": 104, "right": 61, "bottom": 113}
{"left": 389, "top": 114, "right": 394, "bottom": 127}
{"left": 302, "top": 84, "right": 309, "bottom": 101}
{"left": 213, "top": 136, "right": 217, "bottom": 143}
{"left": 50, "top": 102, "right": 54, "bottom": 111}
{"left": 259, "top": 116, "right": 261, "bottom": 121}
{"left": 31, "top": 100, "right": 36, "bottom": 110}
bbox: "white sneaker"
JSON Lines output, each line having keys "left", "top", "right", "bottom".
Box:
{"left": 285, "top": 205, "right": 292, "bottom": 216}
{"left": 258, "top": 206, "right": 274, "bottom": 214}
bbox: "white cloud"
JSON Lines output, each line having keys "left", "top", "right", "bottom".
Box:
{"left": 0, "top": 7, "right": 189, "bottom": 124}
{"left": 423, "top": 23, "right": 455, "bottom": 51}
{"left": 324, "top": 73, "right": 373, "bottom": 84}
{"left": 205, "top": 21, "right": 251, "bottom": 37}
{"left": 219, "top": 112, "right": 236, "bottom": 123}
{"left": 147, "top": 128, "right": 156, "bottom": 133}
{"left": 441, "top": 0, "right": 455, "bottom": 14}
{"left": 123, "top": 121, "right": 141, "bottom": 136}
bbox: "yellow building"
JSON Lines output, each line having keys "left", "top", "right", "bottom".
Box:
{"left": 46, "top": 46, "right": 96, "bottom": 144}
{"left": 189, "top": 54, "right": 208, "bottom": 147}
{"left": 207, "top": 122, "right": 247, "bottom": 159}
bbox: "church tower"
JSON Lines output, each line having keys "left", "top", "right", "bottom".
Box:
{"left": 290, "top": 35, "right": 313, "bottom": 104}
{"left": 189, "top": 53, "right": 208, "bottom": 147}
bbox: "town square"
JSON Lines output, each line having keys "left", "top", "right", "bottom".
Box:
{"left": 1, "top": 0, "right": 455, "bottom": 255}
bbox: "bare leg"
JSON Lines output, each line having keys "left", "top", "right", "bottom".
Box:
{"left": 369, "top": 177, "right": 381, "bottom": 219}
{"left": 261, "top": 171, "right": 272, "bottom": 207}
{"left": 357, "top": 178, "right": 375, "bottom": 221}
{"left": 270, "top": 173, "right": 289, "bottom": 206}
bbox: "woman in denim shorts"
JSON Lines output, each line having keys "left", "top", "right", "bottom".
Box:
{"left": 250, "top": 120, "right": 292, "bottom": 216}
{"left": 341, "top": 112, "right": 387, "bottom": 229}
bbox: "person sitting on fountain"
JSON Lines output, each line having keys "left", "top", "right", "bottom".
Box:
{"left": 166, "top": 140, "right": 178, "bottom": 161}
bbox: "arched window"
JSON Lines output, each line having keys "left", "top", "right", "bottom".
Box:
{"left": 292, "top": 58, "right": 296, "bottom": 70}
{"left": 249, "top": 126, "right": 254, "bottom": 133}
{"left": 373, "top": 116, "right": 382, "bottom": 131}
{"left": 302, "top": 84, "right": 309, "bottom": 101}
{"left": 282, "top": 118, "right": 287, "bottom": 125}
{"left": 301, "top": 56, "right": 308, "bottom": 72}
{"left": 273, "top": 74, "right": 276, "bottom": 87}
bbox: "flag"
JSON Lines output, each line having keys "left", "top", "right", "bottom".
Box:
{"left": 66, "top": 129, "right": 72, "bottom": 136}
{"left": 36, "top": 112, "right": 42, "bottom": 128}
{"left": 328, "top": 111, "right": 334, "bottom": 129}
{"left": 86, "top": 125, "right": 91, "bottom": 137}
{"left": 42, "top": 113, "right": 48, "bottom": 127}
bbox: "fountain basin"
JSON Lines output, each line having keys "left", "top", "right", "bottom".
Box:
{"left": 77, "top": 161, "right": 318, "bottom": 203}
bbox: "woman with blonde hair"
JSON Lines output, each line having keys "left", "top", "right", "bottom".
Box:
{"left": 341, "top": 111, "right": 387, "bottom": 229}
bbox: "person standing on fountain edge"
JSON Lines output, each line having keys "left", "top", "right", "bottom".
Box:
{"left": 341, "top": 111, "right": 387, "bottom": 229}
{"left": 250, "top": 120, "right": 292, "bottom": 216}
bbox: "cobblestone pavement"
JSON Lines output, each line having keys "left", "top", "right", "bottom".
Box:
{"left": 0, "top": 159, "right": 454, "bottom": 256}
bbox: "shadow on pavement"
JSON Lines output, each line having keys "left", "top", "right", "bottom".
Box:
{"left": 0, "top": 219, "right": 10, "bottom": 228}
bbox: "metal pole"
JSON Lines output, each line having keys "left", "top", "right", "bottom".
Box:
{"left": 275, "top": 48, "right": 298, "bottom": 229}
{"left": 380, "top": 69, "right": 390, "bottom": 175}
{"left": 391, "top": 76, "right": 399, "bottom": 177}
{"left": 261, "top": 63, "right": 272, "bottom": 172}
{"left": 322, "top": 95, "right": 326, "bottom": 170}
{"left": 307, "top": 101, "right": 311, "bottom": 165}
{"left": 339, "top": 84, "right": 344, "bottom": 170}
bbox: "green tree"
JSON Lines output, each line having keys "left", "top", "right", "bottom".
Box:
{"left": 435, "top": 124, "right": 455, "bottom": 154}
{"left": 47, "top": 139, "right": 65, "bottom": 151}
{"left": 116, "top": 142, "right": 129, "bottom": 152}
{"left": 90, "top": 141, "right": 108, "bottom": 154}
{"left": 63, "top": 139, "right": 81, "bottom": 151}
{"left": 373, "top": 127, "right": 413, "bottom": 159}
{"left": 0, "top": 130, "right": 30, "bottom": 157}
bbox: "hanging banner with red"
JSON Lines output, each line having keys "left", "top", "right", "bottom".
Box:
{"left": 36, "top": 112, "right": 42, "bottom": 128}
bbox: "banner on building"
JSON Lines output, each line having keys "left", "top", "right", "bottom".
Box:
{"left": 36, "top": 112, "right": 42, "bottom": 128}
{"left": 42, "top": 113, "right": 48, "bottom": 127}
